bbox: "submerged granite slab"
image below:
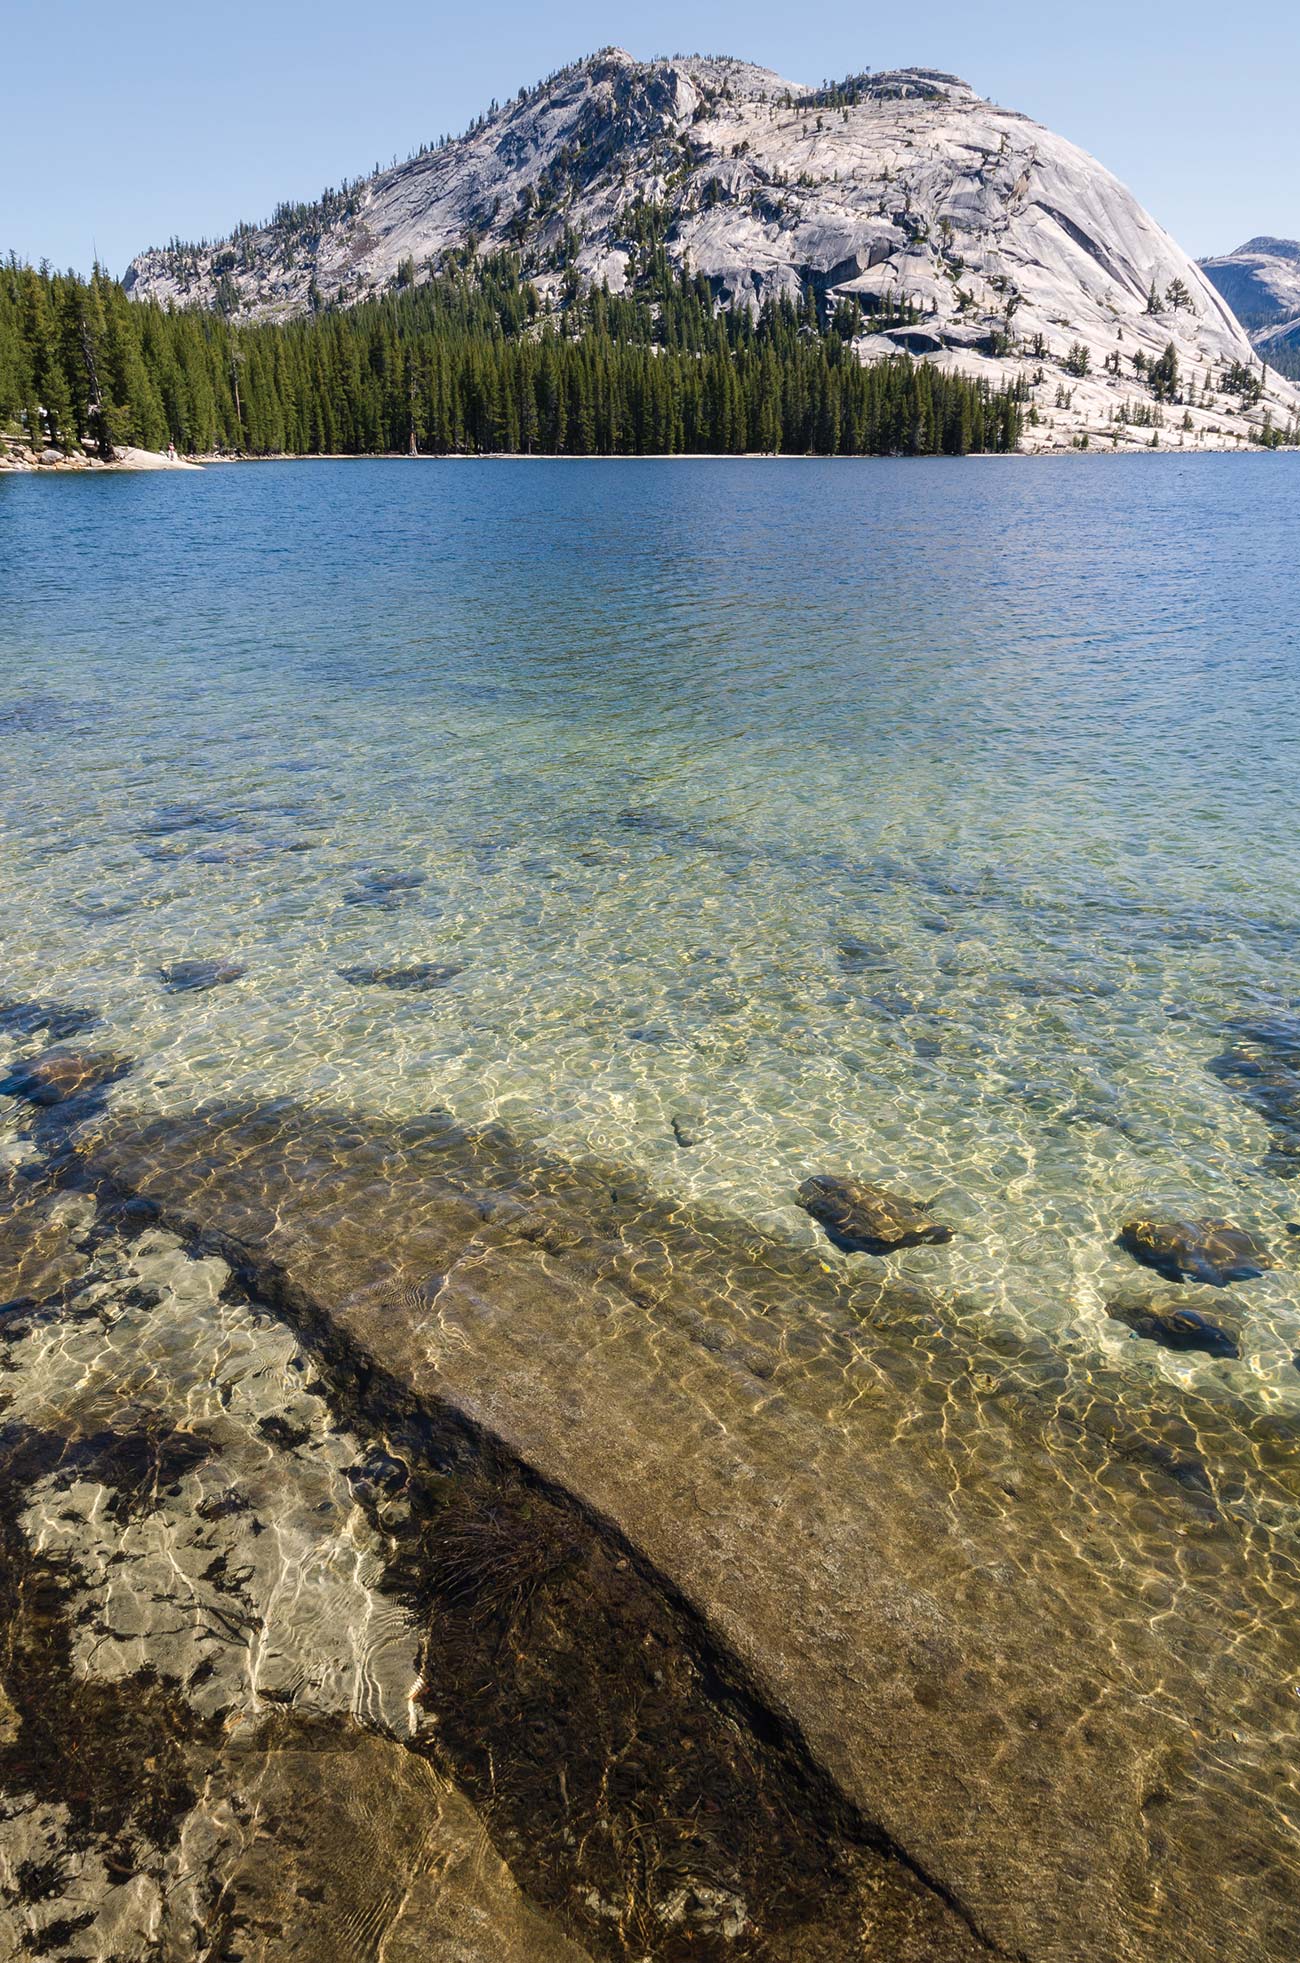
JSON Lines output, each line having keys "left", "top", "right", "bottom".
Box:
{"left": 72, "top": 1099, "right": 1300, "bottom": 1963}
{"left": 0, "top": 1194, "right": 592, "bottom": 1960}
{"left": 173, "top": 1712, "right": 592, "bottom": 1962}
{"left": 0, "top": 1179, "right": 91, "bottom": 1304}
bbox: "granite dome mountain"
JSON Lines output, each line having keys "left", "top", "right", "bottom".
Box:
{"left": 125, "top": 49, "right": 1297, "bottom": 450}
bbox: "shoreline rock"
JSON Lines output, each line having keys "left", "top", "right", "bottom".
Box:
{"left": 0, "top": 443, "right": 201, "bottom": 474}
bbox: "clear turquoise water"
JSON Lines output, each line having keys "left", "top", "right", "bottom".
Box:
{"left": 4, "top": 454, "right": 1300, "bottom": 1395}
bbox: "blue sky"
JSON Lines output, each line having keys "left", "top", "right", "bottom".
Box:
{"left": 6, "top": 0, "right": 1297, "bottom": 274}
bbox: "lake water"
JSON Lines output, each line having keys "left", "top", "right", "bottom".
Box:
{"left": 3, "top": 455, "right": 1300, "bottom": 1391}
{"left": 6, "top": 453, "right": 1300, "bottom": 1959}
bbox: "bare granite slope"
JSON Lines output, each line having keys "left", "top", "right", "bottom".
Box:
{"left": 124, "top": 49, "right": 1297, "bottom": 450}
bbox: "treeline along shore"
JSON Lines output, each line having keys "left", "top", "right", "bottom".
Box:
{"left": 0, "top": 249, "right": 1024, "bottom": 459}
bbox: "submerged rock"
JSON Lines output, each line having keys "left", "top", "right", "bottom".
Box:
{"left": 342, "top": 868, "right": 427, "bottom": 910}
{"left": 0, "top": 1210, "right": 591, "bottom": 1962}
{"left": 1106, "top": 1290, "right": 1243, "bottom": 1360}
{"left": 798, "top": 1174, "right": 954, "bottom": 1255}
{"left": 0, "top": 999, "right": 99, "bottom": 1042}
{"left": 338, "top": 962, "right": 461, "bottom": 991}
{"left": 615, "top": 806, "right": 676, "bottom": 835}
{"left": 1209, "top": 1012, "right": 1300, "bottom": 1175}
{"left": 159, "top": 958, "right": 247, "bottom": 993}
{"left": 866, "top": 986, "right": 926, "bottom": 1021}
{"left": 1008, "top": 974, "right": 1118, "bottom": 1001}
{"left": 0, "top": 1046, "right": 132, "bottom": 1108}
{"left": 0, "top": 693, "right": 80, "bottom": 735}
{"left": 170, "top": 1714, "right": 593, "bottom": 1962}
{"left": 0, "top": 1184, "right": 92, "bottom": 1308}
{"left": 1116, "top": 1215, "right": 1269, "bottom": 1286}
{"left": 835, "top": 936, "right": 888, "bottom": 976}
{"left": 138, "top": 802, "right": 238, "bottom": 836}
{"left": 356, "top": 869, "right": 426, "bottom": 891}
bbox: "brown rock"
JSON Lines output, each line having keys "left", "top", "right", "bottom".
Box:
{"left": 1106, "top": 1289, "right": 1243, "bottom": 1359}
{"left": 0, "top": 1046, "right": 132, "bottom": 1108}
{"left": 1116, "top": 1215, "right": 1269, "bottom": 1286}
{"left": 0, "top": 1182, "right": 87, "bottom": 1304}
{"left": 798, "top": 1173, "right": 954, "bottom": 1254}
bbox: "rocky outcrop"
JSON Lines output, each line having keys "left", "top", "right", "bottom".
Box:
{"left": 123, "top": 50, "right": 1299, "bottom": 450}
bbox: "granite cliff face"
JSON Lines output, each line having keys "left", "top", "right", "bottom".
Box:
{"left": 125, "top": 49, "right": 1296, "bottom": 449}
{"left": 1201, "top": 237, "right": 1300, "bottom": 363}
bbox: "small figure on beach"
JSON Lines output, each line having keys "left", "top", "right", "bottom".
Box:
{"left": 166, "top": 439, "right": 177, "bottom": 462}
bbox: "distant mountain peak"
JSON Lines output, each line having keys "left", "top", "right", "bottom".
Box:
{"left": 1233, "top": 235, "right": 1300, "bottom": 261}
{"left": 1201, "top": 236, "right": 1300, "bottom": 367}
